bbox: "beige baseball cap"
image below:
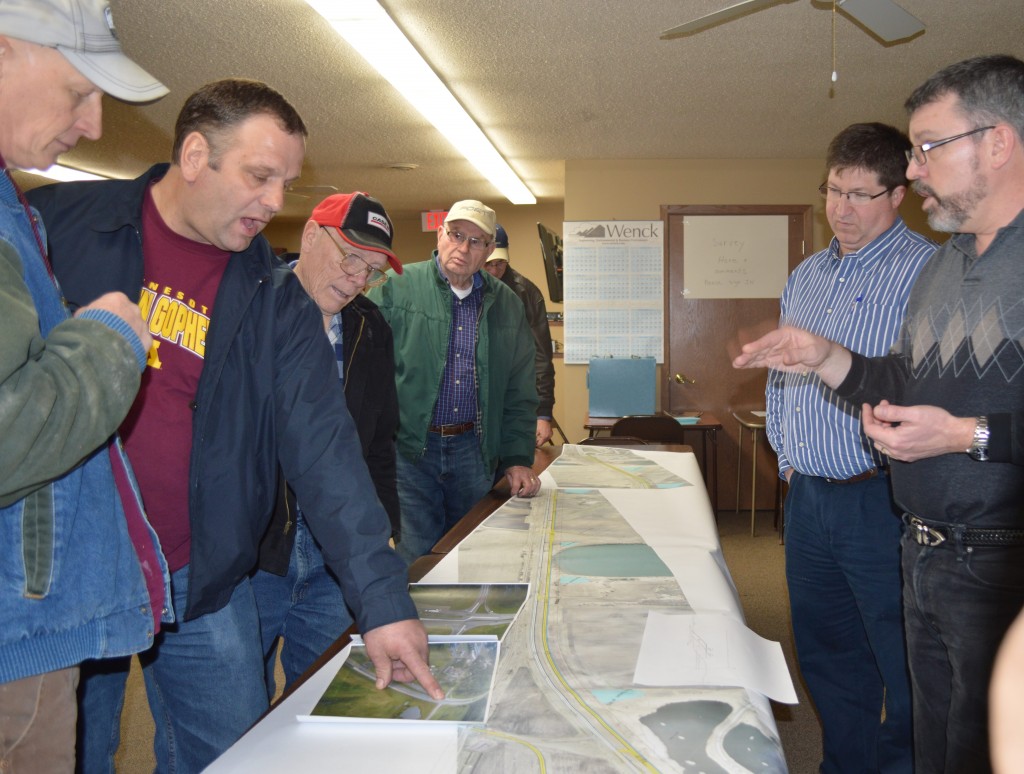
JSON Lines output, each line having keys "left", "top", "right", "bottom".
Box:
{"left": 0, "top": 0, "right": 168, "bottom": 102}
{"left": 486, "top": 224, "right": 510, "bottom": 263}
{"left": 444, "top": 200, "right": 496, "bottom": 238}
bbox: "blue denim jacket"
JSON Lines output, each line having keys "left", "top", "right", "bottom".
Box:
{"left": 0, "top": 172, "right": 171, "bottom": 683}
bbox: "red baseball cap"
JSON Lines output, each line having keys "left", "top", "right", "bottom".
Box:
{"left": 311, "top": 192, "right": 402, "bottom": 274}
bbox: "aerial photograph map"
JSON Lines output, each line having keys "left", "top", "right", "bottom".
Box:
{"left": 305, "top": 639, "right": 499, "bottom": 725}
{"left": 442, "top": 445, "right": 788, "bottom": 773}
{"left": 410, "top": 583, "right": 529, "bottom": 639}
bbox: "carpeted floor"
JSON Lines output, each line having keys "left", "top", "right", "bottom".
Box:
{"left": 114, "top": 507, "right": 823, "bottom": 773}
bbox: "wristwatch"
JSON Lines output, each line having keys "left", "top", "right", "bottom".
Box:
{"left": 966, "top": 416, "right": 990, "bottom": 461}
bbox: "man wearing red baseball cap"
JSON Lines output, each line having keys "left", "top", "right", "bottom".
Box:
{"left": 253, "top": 192, "right": 404, "bottom": 694}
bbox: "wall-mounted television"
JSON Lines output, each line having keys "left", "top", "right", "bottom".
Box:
{"left": 537, "top": 222, "right": 563, "bottom": 303}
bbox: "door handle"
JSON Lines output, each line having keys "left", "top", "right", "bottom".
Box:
{"left": 674, "top": 372, "right": 695, "bottom": 385}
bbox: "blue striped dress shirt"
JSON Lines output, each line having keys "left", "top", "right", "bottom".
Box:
{"left": 431, "top": 258, "right": 483, "bottom": 426}
{"left": 766, "top": 218, "right": 937, "bottom": 479}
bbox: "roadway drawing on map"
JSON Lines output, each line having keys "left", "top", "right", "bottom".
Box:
{"left": 434, "top": 446, "right": 787, "bottom": 773}
{"left": 410, "top": 583, "right": 529, "bottom": 640}
{"left": 545, "top": 444, "right": 691, "bottom": 490}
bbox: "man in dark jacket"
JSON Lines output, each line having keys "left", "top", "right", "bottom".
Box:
{"left": 483, "top": 224, "right": 557, "bottom": 446}
{"left": 253, "top": 192, "right": 402, "bottom": 695}
{"left": 28, "top": 81, "right": 440, "bottom": 773}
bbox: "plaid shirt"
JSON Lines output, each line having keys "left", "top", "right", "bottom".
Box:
{"left": 327, "top": 313, "right": 344, "bottom": 383}
{"left": 431, "top": 263, "right": 483, "bottom": 426}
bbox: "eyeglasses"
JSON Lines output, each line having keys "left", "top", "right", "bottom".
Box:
{"left": 817, "top": 184, "right": 893, "bottom": 206}
{"left": 445, "top": 228, "right": 491, "bottom": 253}
{"left": 905, "top": 126, "right": 995, "bottom": 166}
{"left": 321, "top": 228, "right": 388, "bottom": 288}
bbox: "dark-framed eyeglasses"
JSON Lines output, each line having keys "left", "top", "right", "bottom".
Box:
{"left": 445, "top": 228, "right": 491, "bottom": 253}
{"left": 817, "top": 184, "right": 893, "bottom": 206}
{"left": 321, "top": 228, "right": 388, "bottom": 288}
{"left": 905, "top": 126, "right": 995, "bottom": 166}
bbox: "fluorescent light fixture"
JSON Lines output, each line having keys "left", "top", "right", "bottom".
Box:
{"left": 26, "top": 164, "right": 107, "bottom": 183}
{"left": 306, "top": 0, "right": 536, "bottom": 205}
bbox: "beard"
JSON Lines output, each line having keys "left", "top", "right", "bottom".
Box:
{"left": 913, "top": 157, "right": 987, "bottom": 233}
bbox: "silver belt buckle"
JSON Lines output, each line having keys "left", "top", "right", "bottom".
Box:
{"left": 908, "top": 516, "right": 946, "bottom": 547}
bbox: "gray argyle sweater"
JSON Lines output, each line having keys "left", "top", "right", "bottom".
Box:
{"left": 837, "top": 206, "right": 1024, "bottom": 528}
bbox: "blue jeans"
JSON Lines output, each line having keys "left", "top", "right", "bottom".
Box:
{"left": 395, "top": 430, "right": 493, "bottom": 565}
{"left": 784, "top": 471, "right": 912, "bottom": 774}
{"left": 902, "top": 530, "right": 1024, "bottom": 774}
{"left": 251, "top": 513, "right": 354, "bottom": 697}
{"left": 76, "top": 565, "right": 268, "bottom": 774}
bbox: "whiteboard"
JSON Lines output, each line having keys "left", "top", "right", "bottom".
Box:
{"left": 682, "top": 215, "right": 789, "bottom": 299}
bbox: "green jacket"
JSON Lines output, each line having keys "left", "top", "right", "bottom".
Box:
{"left": 0, "top": 237, "right": 144, "bottom": 506}
{"left": 368, "top": 255, "right": 537, "bottom": 474}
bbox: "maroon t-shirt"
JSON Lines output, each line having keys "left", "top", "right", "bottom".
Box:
{"left": 121, "top": 185, "right": 230, "bottom": 571}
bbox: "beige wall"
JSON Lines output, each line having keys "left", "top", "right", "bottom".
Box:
{"left": 263, "top": 199, "right": 570, "bottom": 435}
{"left": 266, "top": 160, "right": 941, "bottom": 450}
{"left": 559, "top": 158, "right": 941, "bottom": 445}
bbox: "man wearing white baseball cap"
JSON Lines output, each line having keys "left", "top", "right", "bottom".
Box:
{"left": 0, "top": 0, "right": 167, "bottom": 104}
{"left": 0, "top": 0, "right": 168, "bottom": 770}
{"left": 368, "top": 200, "right": 539, "bottom": 565}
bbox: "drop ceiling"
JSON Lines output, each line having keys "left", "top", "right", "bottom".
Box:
{"left": 15, "top": 0, "right": 1024, "bottom": 222}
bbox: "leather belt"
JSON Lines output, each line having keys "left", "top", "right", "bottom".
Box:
{"left": 903, "top": 514, "right": 1024, "bottom": 548}
{"left": 823, "top": 467, "right": 886, "bottom": 485}
{"left": 428, "top": 421, "right": 475, "bottom": 437}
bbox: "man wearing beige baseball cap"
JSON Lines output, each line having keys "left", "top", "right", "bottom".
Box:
{"left": 368, "top": 200, "right": 539, "bottom": 565}
{"left": 0, "top": 1, "right": 169, "bottom": 771}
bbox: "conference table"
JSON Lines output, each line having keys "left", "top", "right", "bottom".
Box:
{"left": 583, "top": 413, "right": 722, "bottom": 513}
{"left": 207, "top": 443, "right": 787, "bottom": 773}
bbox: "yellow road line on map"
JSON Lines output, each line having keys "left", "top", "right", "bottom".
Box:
{"left": 535, "top": 489, "right": 660, "bottom": 772}
{"left": 477, "top": 729, "right": 547, "bottom": 772}
{"left": 586, "top": 455, "right": 654, "bottom": 488}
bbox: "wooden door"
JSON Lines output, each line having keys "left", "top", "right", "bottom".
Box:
{"left": 661, "top": 205, "right": 812, "bottom": 511}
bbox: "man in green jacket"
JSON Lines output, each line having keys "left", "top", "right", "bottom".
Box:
{"left": 368, "top": 200, "right": 539, "bottom": 565}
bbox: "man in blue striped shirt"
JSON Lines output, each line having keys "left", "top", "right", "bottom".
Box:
{"left": 766, "top": 123, "right": 936, "bottom": 774}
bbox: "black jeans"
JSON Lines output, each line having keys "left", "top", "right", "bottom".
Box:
{"left": 902, "top": 533, "right": 1024, "bottom": 773}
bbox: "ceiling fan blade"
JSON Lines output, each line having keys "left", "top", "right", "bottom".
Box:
{"left": 660, "top": 0, "right": 782, "bottom": 39}
{"left": 288, "top": 184, "right": 339, "bottom": 194}
{"left": 837, "top": 0, "right": 924, "bottom": 42}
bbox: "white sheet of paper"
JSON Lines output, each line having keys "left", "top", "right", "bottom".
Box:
{"left": 421, "top": 549, "right": 461, "bottom": 582}
{"left": 606, "top": 486, "right": 719, "bottom": 550}
{"left": 634, "top": 611, "right": 798, "bottom": 704}
{"left": 205, "top": 647, "right": 459, "bottom": 773}
{"left": 648, "top": 545, "right": 739, "bottom": 612}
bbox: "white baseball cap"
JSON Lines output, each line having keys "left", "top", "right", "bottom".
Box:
{"left": 0, "top": 0, "right": 168, "bottom": 102}
{"left": 444, "top": 200, "right": 496, "bottom": 238}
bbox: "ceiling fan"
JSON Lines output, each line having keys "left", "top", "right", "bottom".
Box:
{"left": 285, "top": 183, "right": 338, "bottom": 202}
{"left": 660, "top": 0, "right": 925, "bottom": 43}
